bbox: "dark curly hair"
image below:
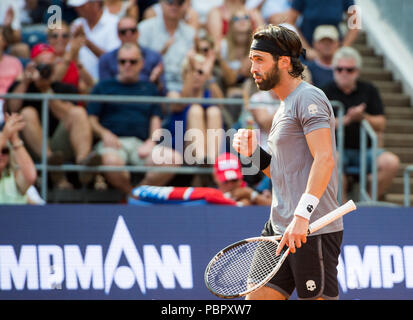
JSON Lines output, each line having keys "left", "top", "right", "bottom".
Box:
{"left": 252, "top": 24, "right": 305, "bottom": 79}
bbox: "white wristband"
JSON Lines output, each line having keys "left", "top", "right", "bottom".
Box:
{"left": 294, "top": 193, "right": 319, "bottom": 220}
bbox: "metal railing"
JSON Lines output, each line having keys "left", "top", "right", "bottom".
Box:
{"left": 404, "top": 165, "right": 413, "bottom": 207}
{"left": 1, "top": 93, "right": 246, "bottom": 200}
{"left": 0, "top": 93, "right": 356, "bottom": 205}
{"left": 359, "top": 119, "right": 378, "bottom": 203}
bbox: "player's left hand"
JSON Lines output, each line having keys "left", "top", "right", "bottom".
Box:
{"left": 276, "top": 215, "right": 309, "bottom": 255}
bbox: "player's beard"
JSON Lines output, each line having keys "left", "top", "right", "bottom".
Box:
{"left": 255, "top": 64, "right": 281, "bottom": 91}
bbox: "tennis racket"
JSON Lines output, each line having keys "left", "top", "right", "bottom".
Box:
{"left": 204, "top": 200, "right": 356, "bottom": 299}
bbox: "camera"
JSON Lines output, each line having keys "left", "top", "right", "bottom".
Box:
{"left": 36, "top": 63, "right": 53, "bottom": 79}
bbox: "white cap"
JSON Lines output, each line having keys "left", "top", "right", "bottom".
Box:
{"left": 67, "top": 0, "right": 101, "bottom": 7}
{"left": 313, "top": 25, "right": 339, "bottom": 42}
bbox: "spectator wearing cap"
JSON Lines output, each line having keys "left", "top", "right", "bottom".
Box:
{"left": 286, "top": 0, "right": 359, "bottom": 61}
{"left": 306, "top": 25, "right": 340, "bottom": 89}
{"left": 47, "top": 21, "right": 95, "bottom": 94}
{"left": 213, "top": 152, "right": 271, "bottom": 205}
{"left": 98, "top": 15, "right": 166, "bottom": 94}
{"left": 6, "top": 43, "right": 100, "bottom": 189}
{"left": 68, "top": 0, "right": 121, "bottom": 80}
{"left": 138, "top": 0, "right": 196, "bottom": 95}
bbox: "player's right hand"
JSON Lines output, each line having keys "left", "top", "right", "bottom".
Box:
{"left": 233, "top": 129, "right": 258, "bottom": 157}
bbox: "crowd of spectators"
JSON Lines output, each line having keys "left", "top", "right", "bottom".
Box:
{"left": 0, "top": 0, "right": 399, "bottom": 204}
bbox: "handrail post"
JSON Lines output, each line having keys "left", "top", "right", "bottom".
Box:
{"left": 41, "top": 96, "right": 49, "bottom": 201}
{"left": 331, "top": 100, "right": 344, "bottom": 205}
{"left": 404, "top": 165, "right": 413, "bottom": 207}
{"left": 360, "top": 120, "right": 378, "bottom": 202}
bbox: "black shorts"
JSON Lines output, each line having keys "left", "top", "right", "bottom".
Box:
{"left": 261, "top": 219, "right": 343, "bottom": 300}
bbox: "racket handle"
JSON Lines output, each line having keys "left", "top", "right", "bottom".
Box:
{"left": 307, "top": 200, "right": 356, "bottom": 235}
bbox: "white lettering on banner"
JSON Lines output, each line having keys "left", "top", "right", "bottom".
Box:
{"left": 38, "top": 245, "right": 64, "bottom": 290}
{"left": 64, "top": 245, "right": 104, "bottom": 290}
{"left": 0, "top": 246, "right": 38, "bottom": 290}
{"left": 144, "top": 245, "right": 193, "bottom": 289}
{"left": 0, "top": 216, "right": 193, "bottom": 294}
{"left": 338, "top": 245, "right": 413, "bottom": 293}
{"left": 104, "top": 216, "right": 146, "bottom": 294}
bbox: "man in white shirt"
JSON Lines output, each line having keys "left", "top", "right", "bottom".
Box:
{"left": 138, "top": 0, "right": 195, "bottom": 94}
{"left": 68, "top": 0, "right": 121, "bottom": 80}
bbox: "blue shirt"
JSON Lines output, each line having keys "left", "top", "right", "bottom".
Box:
{"left": 87, "top": 79, "right": 163, "bottom": 141}
{"left": 306, "top": 60, "right": 334, "bottom": 88}
{"left": 98, "top": 45, "right": 166, "bottom": 94}
{"left": 292, "top": 0, "right": 354, "bottom": 45}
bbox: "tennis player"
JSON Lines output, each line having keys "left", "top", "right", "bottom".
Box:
{"left": 233, "top": 25, "right": 343, "bottom": 300}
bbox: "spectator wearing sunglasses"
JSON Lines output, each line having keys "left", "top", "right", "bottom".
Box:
{"left": 47, "top": 21, "right": 95, "bottom": 94}
{"left": 88, "top": 43, "right": 182, "bottom": 196}
{"left": 164, "top": 52, "right": 225, "bottom": 168}
{"left": 206, "top": 0, "right": 264, "bottom": 51}
{"left": 322, "top": 47, "right": 400, "bottom": 201}
{"left": 68, "top": 0, "right": 121, "bottom": 81}
{"left": 0, "top": 113, "right": 36, "bottom": 204}
{"left": 6, "top": 44, "right": 99, "bottom": 189}
{"left": 138, "top": 0, "right": 196, "bottom": 95}
{"left": 306, "top": 25, "right": 340, "bottom": 89}
{"left": 98, "top": 15, "right": 166, "bottom": 94}
{"left": 143, "top": 0, "right": 200, "bottom": 30}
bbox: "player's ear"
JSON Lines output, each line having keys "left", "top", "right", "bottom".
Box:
{"left": 278, "top": 56, "right": 291, "bottom": 71}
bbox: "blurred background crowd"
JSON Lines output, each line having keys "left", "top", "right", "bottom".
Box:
{"left": 0, "top": 0, "right": 402, "bottom": 206}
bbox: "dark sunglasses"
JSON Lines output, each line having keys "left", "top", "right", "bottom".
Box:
{"left": 232, "top": 14, "right": 249, "bottom": 22}
{"left": 223, "top": 179, "right": 240, "bottom": 184}
{"left": 1, "top": 148, "right": 9, "bottom": 155}
{"left": 164, "top": 0, "right": 185, "bottom": 6}
{"left": 118, "top": 59, "right": 139, "bottom": 65}
{"left": 198, "top": 46, "right": 210, "bottom": 53}
{"left": 335, "top": 66, "right": 357, "bottom": 73}
{"left": 49, "top": 33, "right": 70, "bottom": 39}
{"left": 118, "top": 27, "right": 137, "bottom": 36}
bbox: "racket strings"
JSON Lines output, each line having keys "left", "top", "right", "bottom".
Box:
{"left": 206, "top": 240, "right": 282, "bottom": 297}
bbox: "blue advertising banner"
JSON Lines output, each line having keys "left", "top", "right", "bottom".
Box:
{"left": 0, "top": 204, "right": 412, "bottom": 300}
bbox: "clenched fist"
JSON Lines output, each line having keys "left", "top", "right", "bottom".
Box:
{"left": 232, "top": 129, "right": 258, "bottom": 157}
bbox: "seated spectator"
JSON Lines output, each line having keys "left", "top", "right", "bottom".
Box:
{"left": 322, "top": 47, "right": 400, "bottom": 201}
{"left": 248, "top": 90, "right": 281, "bottom": 150}
{"left": 138, "top": 0, "right": 196, "bottom": 95}
{"left": 6, "top": 44, "right": 99, "bottom": 188}
{"left": 0, "top": 26, "right": 23, "bottom": 124}
{"left": 191, "top": 0, "right": 224, "bottom": 30}
{"left": 192, "top": 32, "right": 237, "bottom": 97}
{"left": 213, "top": 152, "right": 271, "bottom": 205}
{"left": 287, "top": 0, "right": 359, "bottom": 61}
{"left": 47, "top": 21, "right": 94, "bottom": 94}
{"left": 143, "top": 0, "right": 200, "bottom": 30}
{"left": 220, "top": 8, "right": 253, "bottom": 98}
{"left": 68, "top": 0, "right": 121, "bottom": 81}
{"left": 166, "top": 52, "right": 224, "bottom": 165}
{"left": 18, "top": 0, "right": 51, "bottom": 26}
{"left": 246, "top": 0, "right": 291, "bottom": 25}
{"left": 0, "top": 0, "right": 31, "bottom": 61}
{"left": 104, "top": 0, "right": 139, "bottom": 20}
{"left": 306, "top": 25, "right": 340, "bottom": 89}
{"left": 206, "top": 0, "right": 264, "bottom": 51}
{"left": 0, "top": 112, "right": 37, "bottom": 204}
{"left": 87, "top": 43, "right": 182, "bottom": 195}
{"left": 98, "top": 15, "right": 166, "bottom": 94}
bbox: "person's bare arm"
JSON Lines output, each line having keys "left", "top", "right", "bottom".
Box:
{"left": 276, "top": 127, "right": 335, "bottom": 255}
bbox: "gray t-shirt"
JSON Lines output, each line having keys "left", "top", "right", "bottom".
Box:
{"left": 267, "top": 81, "right": 343, "bottom": 236}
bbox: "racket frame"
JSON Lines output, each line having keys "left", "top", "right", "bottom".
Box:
{"left": 204, "top": 200, "right": 356, "bottom": 298}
